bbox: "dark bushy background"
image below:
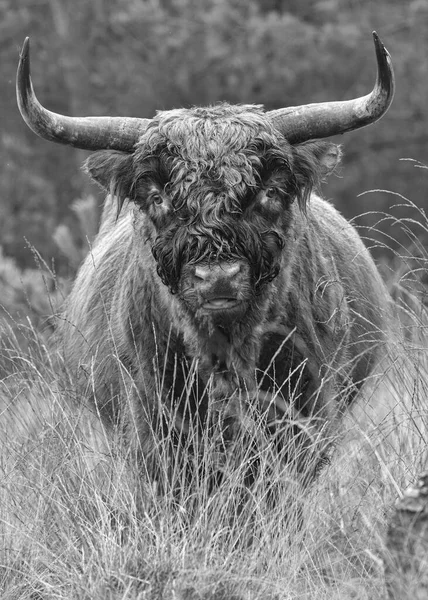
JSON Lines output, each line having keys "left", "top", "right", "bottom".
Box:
{"left": 1, "top": 0, "right": 427, "bottom": 324}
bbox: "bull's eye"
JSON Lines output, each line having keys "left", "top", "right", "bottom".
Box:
{"left": 258, "top": 186, "right": 281, "bottom": 207}
{"left": 145, "top": 188, "right": 172, "bottom": 225}
{"left": 252, "top": 182, "right": 292, "bottom": 219}
{"left": 151, "top": 192, "right": 163, "bottom": 205}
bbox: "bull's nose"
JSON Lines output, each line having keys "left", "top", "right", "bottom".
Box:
{"left": 194, "top": 261, "right": 241, "bottom": 282}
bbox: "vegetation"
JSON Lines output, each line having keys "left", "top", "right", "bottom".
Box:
{"left": 0, "top": 196, "right": 427, "bottom": 598}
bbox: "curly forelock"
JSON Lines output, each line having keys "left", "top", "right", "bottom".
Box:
{"left": 132, "top": 104, "right": 293, "bottom": 216}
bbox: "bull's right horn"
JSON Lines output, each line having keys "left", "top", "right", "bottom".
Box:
{"left": 16, "top": 37, "right": 150, "bottom": 152}
{"left": 268, "top": 32, "right": 395, "bottom": 144}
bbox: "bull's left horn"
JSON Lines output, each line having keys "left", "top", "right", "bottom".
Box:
{"left": 16, "top": 37, "right": 150, "bottom": 152}
{"left": 268, "top": 32, "right": 395, "bottom": 144}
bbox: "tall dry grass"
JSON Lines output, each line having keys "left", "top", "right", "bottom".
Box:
{"left": 0, "top": 196, "right": 427, "bottom": 599}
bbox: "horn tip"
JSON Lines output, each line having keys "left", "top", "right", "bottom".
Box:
{"left": 372, "top": 31, "right": 390, "bottom": 57}
{"left": 372, "top": 31, "right": 383, "bottom": 51}
{"left": 17, "top": 37, "right": 32, "bottom": 120}
{"left": 372, "top": 30, "right": 393, "bottom": 70}
{"left": 20, "top": 37, "right": 30, "bottom": 61}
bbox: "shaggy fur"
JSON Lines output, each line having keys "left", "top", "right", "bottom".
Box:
{"left": 60, "top": 103, "right": 392, "bottom": 480}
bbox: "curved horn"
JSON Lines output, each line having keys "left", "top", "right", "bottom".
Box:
{"left": 16, "top": 38, "right": 150, "bottom": 152}
{"left": 268, "top": 32, "right": 395, "bottom": 144}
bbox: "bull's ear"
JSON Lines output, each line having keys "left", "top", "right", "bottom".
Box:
{"left": 290, "top": 141, "right": 342, "bottom": 210}
{"left": 315, "top": 142, "right": 342, "bottom": 178}
{"left": 297, "top": 141, "right": 342, "bottom": 179}
{"left": 84, "top": 150, "right": 133, "bottom": 195}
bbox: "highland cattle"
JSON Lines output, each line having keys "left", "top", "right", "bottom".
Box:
{"left": 17, "top": 34, "right": 395, "bottom": 484}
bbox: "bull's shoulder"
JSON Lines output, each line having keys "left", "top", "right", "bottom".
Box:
{"left": 85, "top": 197, "right": 138, "bottom": 272}
{"left": 305, "top": 195, "right": 384, "bottom": 281}
{"left": 307, "top": 195, "right": 364, "bottom": 248}
{"left": 64, "top": 201, "right": 139, "bottom": 325}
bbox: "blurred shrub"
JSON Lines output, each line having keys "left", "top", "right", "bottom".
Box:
{"left": 0, "top": 246, "right": 69, "bottom": 333}
{"left": 0, "top": 193, "right": 99, "bottom": 336}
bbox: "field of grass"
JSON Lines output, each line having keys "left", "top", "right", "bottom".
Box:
{"left": 0, "top": 201, "right": 427, "bottom": 599}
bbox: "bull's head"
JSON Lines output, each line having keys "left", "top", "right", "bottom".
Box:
{"left": 16, "top": 34, "right": 394, "bottom": 328}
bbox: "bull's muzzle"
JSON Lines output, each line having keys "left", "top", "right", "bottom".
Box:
{"left": 190, "top": 260, "right": 249, "bottom": 312}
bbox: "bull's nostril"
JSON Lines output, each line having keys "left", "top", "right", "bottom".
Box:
{"left": 194, "top": 265, "right": 209, "bottom": 281}
{"left": 224, "top": 263, "right": 240, "bottom": 277}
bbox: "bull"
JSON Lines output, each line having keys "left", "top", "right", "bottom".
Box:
{"left": 16, "top": 34, "right": 395, "bottom": 487}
